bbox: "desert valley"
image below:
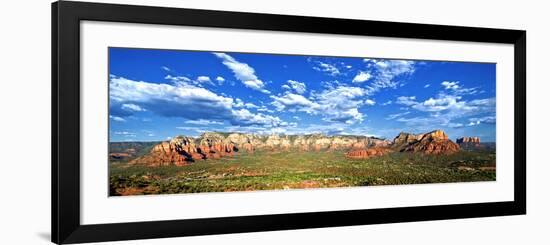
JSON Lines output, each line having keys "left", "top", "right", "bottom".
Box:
{"left": 109, "top": 130, "right": 496, "bottom": 196}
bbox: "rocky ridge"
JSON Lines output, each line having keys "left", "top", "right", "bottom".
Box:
{"left": 130, "top": 130, "right": 464, "bottom": 166}
{"left": 456, "top": 136, "right": 481, "bottom": 146}
{"left": 130, "top": 132, "right": 390, "bottom": 166}
{"left": 393, "top": 130, "right": 460, "bottom": 155}
{"left": 346, "top": 129, "right": 460, "bottom": 159}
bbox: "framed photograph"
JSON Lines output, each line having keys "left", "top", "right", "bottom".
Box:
{"left": 52, "top": 1, "right": 526, "bottom": 244}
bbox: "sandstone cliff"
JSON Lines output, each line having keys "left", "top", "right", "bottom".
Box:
{"left": 129, "top": 130, "right": 464, "bottom": 165}
{"left": 130, "top": 132, "right": 391, "bottom": 166}
{"left": 345, "top": 147, "right": 392, "bottom": 159}
{"left": 456, "top": 137, "right": 481, "bottom": 145}
{"left": 393, "top": 130, "right": 460, "bottom": 155}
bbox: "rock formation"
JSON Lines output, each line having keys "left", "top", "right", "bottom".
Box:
{"left": 129, "top": 130, "right": 464, "bottom": 166}
{"left": 393, "top": 130, "right": 460, "bottom": 155}
{"left": 456, "top": 137, "right": 481, "bottom": 145}
{"left": 130, "top": 132, "right": 391, "bottom": 166}
{"left": 346, "top": 147, "right": 392, "bottom": 159}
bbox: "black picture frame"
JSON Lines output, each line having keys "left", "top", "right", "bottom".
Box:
{"left": 52, "top": 1, "right": 526, "bottom": 244}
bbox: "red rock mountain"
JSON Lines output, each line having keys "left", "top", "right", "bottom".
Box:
{"left": 129, "top": 130, "right": 464, "bottom": 166}
{"left": 130, "top": 132, "right": 390, "bottom": 166}
{"left": 456, "top": 137, "right": 481, "bottom": 146}
{"left": 393, "top": 130, "right": 460, "bottom": 155}
{"left": 345, "top": 147, "right": 392, "bottom": 159}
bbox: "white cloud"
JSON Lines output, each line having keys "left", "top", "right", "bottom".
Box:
{"left": 396, "top": 96, "right": 417, "bottom": 106}
{"left": 424, "top": 84, "right": 431, "bottom": 88}
{"left": 365, "top": 99, "right": 376, "bottom": 106}
{"left": 233, "top": 98, "right": 244, "bottom": 107}
{"left": 270, "top": 85, "right": 367, "bottom": 124}
{"left": 121, "top": 103, "right": 145, "bottom": 112}
{"left": 363, "top": 59, "right": 416, "bottom": 94}
{"left": 281, "top": 84, "right": 291, "bottom": 90}
{"left": 109, "top": 115, "right": 126, "bottom": 122}
{"left": 352, "top": 71, "right": 372, "bottom": 83}
{"left": 441, "top": 81, "right": 460, "bottom": 90}
{"left": 257, "top": 106, "right": 275, "bottom": 113}
{"left": 185, "top": 119, "right": 224, "bottom": 125}
{"left": 165, "top": 75, "right": 191, "bottom": 84}
{"left": 412, "top": 95, "right": 462, "bottom": 112}
{"left": 215, "top": 76, "right": 225, "bottom": 83}
{"left": 468, "top": 116, "right": 496, "bottom": 126}
{"left": 287, "top": 80, "right": 306, "bottom": 94}
{"left": 271, "top": 93, "right": 320, "bottom": 114}
{"left": 233, "top": 98, "right": 259, "bottom": 109}
{"left": 109, "top": 75, "right": 285, "bottom": 127}
{"left": 441, "top": 81, "right": 480, "bottom": 95}
{"left": 231, "top": 109, "right": 284, "bottom": 127}
{"left": 113, "top": 131, "right": 135, "bottom": 137}
{"left": 312, "top": 61, "right": 340, "bottom": 76}
{"left": 386, "top": 111, "right": 410, "bottom": 120}
{"left": 196, "top": 76, "right": 213, "bottom": 85}
{"left": 213, "top": 52, "right": 270, "bottom": 94}
{"left": 394, "top": 92, "right": 496, "bottom": 130}
{"left": 313, "top": 86, "right": 367, "bottom": 124}
{"left": 161, "top": 66, "right": 171, "bottom": 72}
{"left": 447, "top": 122, "right": 464, "bottom": 128}
{"left": 381, "top": 100, "right": 393, "bottom": 106}
{"left": 244, "top": 103, "right": 259, "bottom": 109}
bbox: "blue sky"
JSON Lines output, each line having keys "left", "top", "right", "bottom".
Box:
{"left": 109, "top": 47, "right": 496, "bottom": 142}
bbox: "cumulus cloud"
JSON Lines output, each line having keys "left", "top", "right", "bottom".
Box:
{"left": 396, "top": 96, "right": 417, "bottom": 106}
{"left": 121, "top": 103, "right": 145, "bottom": 112}
{"left": 257, "top": 106, "right": 275, "bottom": 113}
{"left": 363, "top": 59, "right": 416, "bottom": 94}
{"left": 381, "top": 100, "right": 393, "bottom": 106}
{"left": 441, "top": 81, "right": 480, "bottom": 95}
{"left": 447, "top": 122, "right": 464, "bottom": 128}
{"left": 244, "top": 103, "right": 259, "bottom": 109}
{"left": 312, "top": 86, "right": 367, "bottom": 124}
{"left": 468, "top": 116, "right": 496, "bottom": 126}
{"left": 394, "top": 92, "right": 496, "bottom": 130}
{"left": 113, "top": 131, "right": 135, "bottom": 137}
{"left": 233, "top": 98, "right": 259, "bottom": 109}
{"left": 109, "top": 115, "right": 126, "bottom": 122}
{"left": 109, "top": 75, "right": 284, "bottom": 127}
{"left": 231, "top": 109, "right": 284, "bottom": 127}
{"left": 165, "top": 75, "right": 191, "bottom": 84}
{"left": 185, "top": 119, "right": 224, "bottom": 125}
{"left": 286, "top": 80, "right": 306, "bottom": 94}
{"left": 270, "top": 85, "right": 367, "bottom": 124}
{"left": 271, "top": 93, "right": 320, "bottom": 114}
{"left": 196, "top": 76, "right": 213, "bottom": 85}
{"left": 365, "top": 99, "right": 376, "bottom": 106}
{"left": 441, "top": 81, "right": 460, "bottom": 90}
{"left": 213, "top": 52, "right": 270, "bottom": 94}
{"left": 398, "top": 93, "right": 495, "bottom": 114}
{"left": 312, "top": 61, "right": 341, "bottom": 76}
{"left": 215, "top": 76, "right": 225, "bottom": 84}
{"left": 352, "top": 71, "right": 372, "bottom": 83}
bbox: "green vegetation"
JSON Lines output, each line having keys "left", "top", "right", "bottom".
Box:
{"left": 109, "top": 150, "right": 496, "bottom": 196}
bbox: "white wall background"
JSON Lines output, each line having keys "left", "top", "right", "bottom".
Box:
{"left": 0, "top": 0, "right": 547, "bottom": 244}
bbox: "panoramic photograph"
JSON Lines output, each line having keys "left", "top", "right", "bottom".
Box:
{"left": 108, "top": 47, "right": 497, "bottom": 196}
